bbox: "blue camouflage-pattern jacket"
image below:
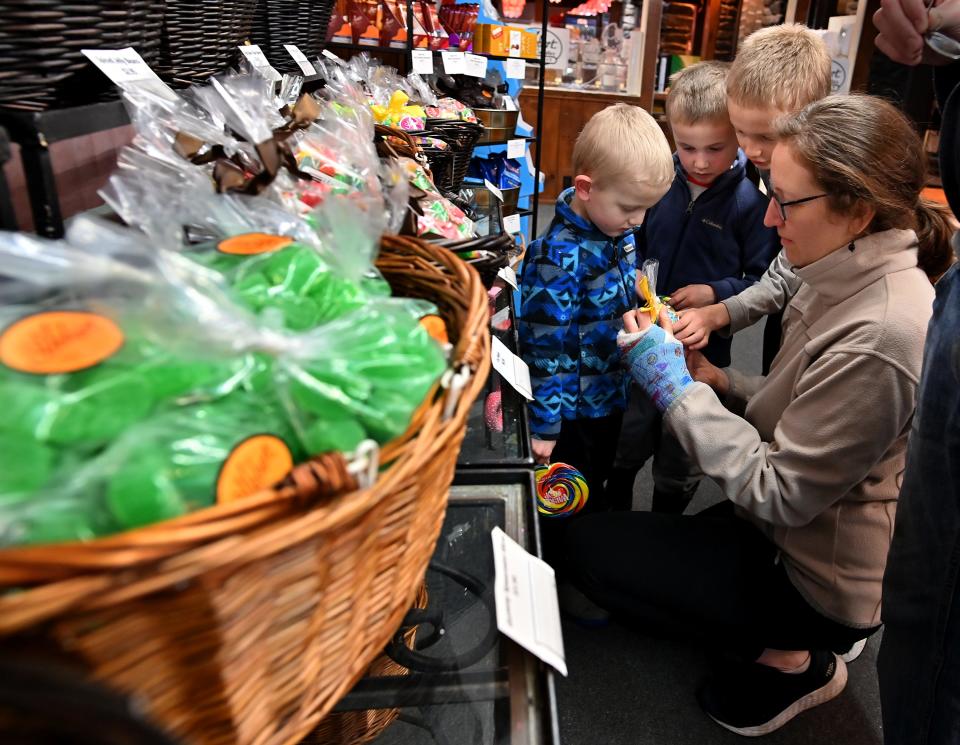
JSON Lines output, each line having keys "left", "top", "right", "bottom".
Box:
{"left": 518, "top": 188, "right": 638, "bottom": 439}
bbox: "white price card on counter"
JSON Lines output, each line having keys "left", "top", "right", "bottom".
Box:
{"left": 464, "top": 53, "right": 489, "bottom": 78}
{"left": 81, "top": 48, "right": 177, "bottom": 101}
{"left": 484, "top": 179, "right": 504, "bottom": 202}
{"left": 497, "top": 265, "right": 518, "bottom": 289}
{"left": 411, "top": 49, "right": 434, "bottom": 75}
{"left": 491, "top": 526, "right": 567, "bottom": 676}
{"left": 491, "top": 337, "right": 532, "bottom": 399}
{"left": 503, "top": 96, "right": 518, "bottom": 111}
{"left": 283, "top": 44, "right": 317, "bottom": 75}
{"left": 238, "top": 44, "right": 282, "bottom": 82}
{"left": 505, "top": 57, "right": 526, "bottom": 79}
{"left": 503, "top": 213, "right": 522, "bottom": 235}
{"left": 507, "top": 138, "right": 526, "bottom": 160}
{"left": 441, "top": 51, "right": 466, "bottom": 75}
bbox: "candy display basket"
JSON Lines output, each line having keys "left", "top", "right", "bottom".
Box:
{"left": 156, "top": 0, "right": 259, "bottom": 86}
{"left": 0, "top": 234, "right": 490, "bottom": 745}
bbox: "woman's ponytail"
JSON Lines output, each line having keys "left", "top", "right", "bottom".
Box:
{"left": 914, "top": 198, "right": 957, "bottom": 283}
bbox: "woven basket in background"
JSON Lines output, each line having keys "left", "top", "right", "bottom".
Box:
{"left": 251, "top": 0, "right": 336, "bottom": 74}
{"left": 157, "top": 0, "right": 258, "bottom": 86}
{"left": 0, "top": 0, "right": 164, "bottom": 111}
{"left": 0, "top": 235, "right": 490, "bottom": 745}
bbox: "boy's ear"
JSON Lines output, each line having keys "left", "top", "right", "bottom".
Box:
{"left": 574, "top": 175, "right": 593, "bottom": 201}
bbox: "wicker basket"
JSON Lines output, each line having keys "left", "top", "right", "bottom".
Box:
{"left": 424, "top": 120, "right": 484, "bottom": 192}
{"left": 156, "top": 0, "right": 258, "bottom": 86}
{"left": 304, "top": 584, "right": 427, "bottom": 745}
{"left": 0, "top": 235, "right": 490, "bottom": 745}
{"left": 0, "top": 0, "right": 164, "bottom": 111}
{"left": 251, "top": 0, "right": 336, "bottom": 74}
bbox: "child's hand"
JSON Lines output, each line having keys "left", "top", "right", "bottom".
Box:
{"left": 532, "top": 437, "right": 557, "bottom": 465}
{"left": 673, "top": 304, "right": 731, "bottom": 350}
{"left": 685, "top": 349, "right": 729, "bottom": 396}
{"left": 669, "top": 284, "right": 716, "bottom": 310}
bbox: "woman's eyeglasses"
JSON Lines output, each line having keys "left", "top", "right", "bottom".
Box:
{"left": 771, "top": 192, "right": 828, "bottom": 221}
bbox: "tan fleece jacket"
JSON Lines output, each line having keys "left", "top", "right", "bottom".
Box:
{"left": 665, "top": 229, "right": 934, "bottom": 628}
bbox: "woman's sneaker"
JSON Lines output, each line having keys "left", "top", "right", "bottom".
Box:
{"left": 840, "top": 638, "right": 867, "bottom": 663}
{"left": 697, "top": 650, "right": 848, "bottom": 737}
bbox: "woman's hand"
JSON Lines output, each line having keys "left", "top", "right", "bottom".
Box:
{"left": 673, "top": 303, "right": 731, "bottom": 350}
{"left": 619, "top": 309, "right": 694, "bottom": 412}
{"left": 874, "top": 0, "right": 960, "bottom": 65}
{"left": 685, "top": 349, "right": 730, "bottom": 396}
{"left": 669, "top": 284, "right": 717, "bottom": 310}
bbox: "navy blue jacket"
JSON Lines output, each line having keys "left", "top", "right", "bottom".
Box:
{"left": 640, "top": 149, "right": 780, "bottom": 367}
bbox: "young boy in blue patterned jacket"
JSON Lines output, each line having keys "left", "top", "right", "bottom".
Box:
{"left": 519, "top": 103, "right": 674, "bottom": 519}
{"left": 608, "top": 61, "right": 779, "bottom": 515}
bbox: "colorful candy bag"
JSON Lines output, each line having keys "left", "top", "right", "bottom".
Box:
{"left": 636, "top": 259, "right": 679, "bottom": 323}
{"left": 0, "top": 216, "right": 447, "bottom": 548}
{"left": 0, "top": 396, "right": 305, "bottom": 546}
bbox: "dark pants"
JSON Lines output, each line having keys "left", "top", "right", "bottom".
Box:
{"left": 564, "top": 501, "right": 875, "bottom": 660}
{"left": 878, "top": 261, "right": 960, "bottom": 745}
{"left": 540, "top": 412, "right": 623, "bottom": 568}
{"left": 761, "top": 309, "right": 784, "bottom": 375}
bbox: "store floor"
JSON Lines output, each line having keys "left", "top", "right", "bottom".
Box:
{"left": 530, "top": 202, "right": 884, "bottom": 745}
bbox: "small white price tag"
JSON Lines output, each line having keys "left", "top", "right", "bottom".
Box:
{"left": 238, "top": 44, "right": 282, "bottom": 82}
{"left": 464, "top": 53, "right": 489, "bottom": 78}
{"left": 503, "top": 213, "right": 522, "bottom": 235}
{"left": 484, "top": 179, "right": 504, "bottom": 202}
{"left": 507, "top": 138, "right": 526, "bottom": 160}
{"left": 491, "top": 526, "right": 567, "bottom": 676}
{"left": 491, "top": 337, "right": 533, "bottom": 399}
{"left": 497, "top": 265, "right": 518, "bottom": 289}
{"left": 441, "top": 50, "right": 466, "bottom": 75}
{"left": 81, "top": 48, "right": 177, "bottom": 101}
{"left": 322, "top": 49, "right": 346, "bottom": 65}
{"left": 283, "top": 44, "right": 317, "bottom": 75}
{"left": 411, "top": 49, "right": 434, "bottom": 75}
{"left": 503, "top": 96, "right": 518, "bottom": 111}
{"left": 505, "top": 58, "right": 526, "bottom": 79}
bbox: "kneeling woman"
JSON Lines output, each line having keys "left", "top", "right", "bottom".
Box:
{"left": 564, "top": 94, "right": 954, "bottom": 736}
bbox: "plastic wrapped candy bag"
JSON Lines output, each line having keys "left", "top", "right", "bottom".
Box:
{"left": 102, "top": 163, "right": 393, "bottom": 332}
{"left": 0, "top": 225, "right": 252, "bottom": 458}
{"left": 636, "top": 259, "right": 679, "bottom": 323}
{"left": 0, "top": 395, "right": 305, "bottom": 547}
{"left": 370, "top": 90, "right": 427, "bottom": 131}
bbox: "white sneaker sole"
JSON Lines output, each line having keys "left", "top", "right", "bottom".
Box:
{"left": 841, "top": 638, "right": 867, "bottom": 663}
{"left": 707, "top": 654, "right": 848, "bottom": 738}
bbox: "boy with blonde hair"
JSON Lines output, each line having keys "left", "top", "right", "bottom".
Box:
{"left": 608, "top": 61, "right": 778, "bottom": 514}
{"left": 519, "top": 103, "right": 673, "bottom": 526}
{"left": 674, "top": 23, "right": 832, "bottom": 373}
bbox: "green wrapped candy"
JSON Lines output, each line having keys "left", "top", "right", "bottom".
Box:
{"left": 0, "top": 431, "right": 55, "bottom": 497}
{"left": 106, "top": 453, "right": 186, "bottom": 530}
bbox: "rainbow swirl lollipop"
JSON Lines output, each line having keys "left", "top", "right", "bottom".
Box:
{"left": 535, "top": 462, "right": 589, "bottom": 518}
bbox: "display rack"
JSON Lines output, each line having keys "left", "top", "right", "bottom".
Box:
{"left": 0, "top": 100, "right": 129, "bottom": 237}
{"left": 327, "top": 0, "right": 550, "bottom": 238}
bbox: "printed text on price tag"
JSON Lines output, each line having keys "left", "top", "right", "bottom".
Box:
{"left": 284, "top": 44, "right": 316, "bottom": 75}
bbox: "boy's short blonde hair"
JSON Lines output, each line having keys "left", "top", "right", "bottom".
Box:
{"left": 666, "top": 60, "right": 731, "bottom": 126}
{"left": 727, "top": 24, "right": 831, "bottom": 113}
{"left": 572, "top": 103, "right": 673, "bottom": 188}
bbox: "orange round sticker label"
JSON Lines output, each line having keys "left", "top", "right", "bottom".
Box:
{"left": 0, "top": 311, "right": 125, "bottom": 375}
{"left": 217, "top": 435, "right": 295, "bottom": 504}
{"left": 217, "top": 233, "right": 294, "bottom": 255}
